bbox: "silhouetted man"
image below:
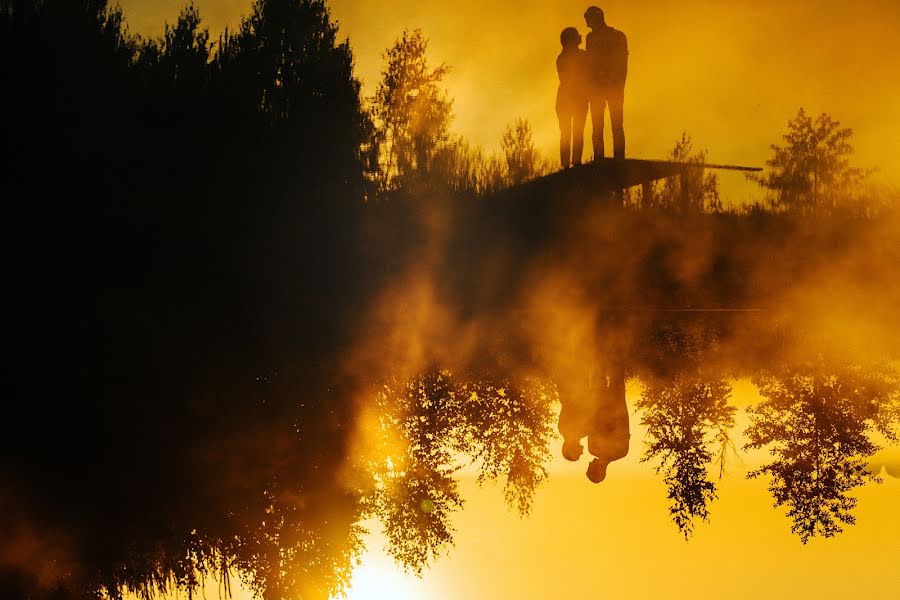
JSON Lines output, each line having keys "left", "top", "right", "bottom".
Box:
{"left": 584, "top": 6, "right": 628, "bottom": 160}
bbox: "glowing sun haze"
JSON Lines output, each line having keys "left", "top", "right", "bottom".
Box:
{"left": 121, "top": 0, "right": 900, "bottom": 202}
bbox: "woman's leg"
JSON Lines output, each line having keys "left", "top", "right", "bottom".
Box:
{"left": 572, "top": 104, "right": 588, "bottom": 166}
{"left": 557, "top": 107, "right": 572, "bottom": 168}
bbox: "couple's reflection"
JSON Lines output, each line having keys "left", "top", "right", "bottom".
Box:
{"left": 558, "top": 316, "right": 630, "bottom": 483}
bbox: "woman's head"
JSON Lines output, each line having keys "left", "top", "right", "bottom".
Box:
{"left": 562, "top": 438, "right": 584, "bottom": 461}
{"left": 560, "top": 27, "right": 582, "bottom": 49}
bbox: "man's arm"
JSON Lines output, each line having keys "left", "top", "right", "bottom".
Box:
{"left": 617, "top": 29, "right": 629, "bottom": 56}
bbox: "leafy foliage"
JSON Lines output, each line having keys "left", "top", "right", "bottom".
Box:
{"left": 461, "top": 379, "right": 557, "bottom": 516}
{"left": 746, "top": 361, "right": 899, "bottom": 543}
{"left": 370, "top": 371, "right": 466, "bottom": 575}
{"left": 638, "top": 375, "right": 736, "bottom": 538}
{"left": 641, "top": 133, "right": 721, "bottom": 212}
{"left": 369, "top": 371, "right": 556, "bottom": 572}
{"left": 750, "top": 108, "right": 867, "bottom": 213}
{"left": 371, "top": 29, "right": 453, "bottom": 193}
{"left": 501, "top": 118, "right": 546, "bottom": 186}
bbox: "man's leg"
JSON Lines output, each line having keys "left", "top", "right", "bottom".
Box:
{"left": 572, "top": 104, "right": 588, "bottom": 165}
{"left": 589, "top": 94, "right": 605, "bottom": 160}
{"left": 609, "top": 86, "right": 625, "bottom": 159}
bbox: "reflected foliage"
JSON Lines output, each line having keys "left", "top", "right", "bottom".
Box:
{"left": 371, "top": 372, "right": 465, "bottom": 575}
{"left": 638, "top": 375, "right": 735, "bottom": 538}
{"left": 228, "top": 488, "right": 364, "bottom": 600}
{"left": 461, "top": 378, "right": 557, "bottom": 516}
{"left": 369, "top": 371, "right": 556, "bottom": 573}
{"left": 746, "top": 360, "right": 900, "bottom": 542}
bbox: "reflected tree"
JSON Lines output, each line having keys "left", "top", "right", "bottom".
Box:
{"left": 228, "top": 486, "right": 364, "bottom": 600}
{"left": 368, "top": 369, "right": 556, "bottom": 572}
{"left": 638, "top": 374, "right": 735, "bottom": 538}
{"left": 746, "top": 360, "right": 899, "bottom": 543}
{"left": 461, "top": 378, "right": 557, "bottom": 516}
{"left": 370, "top": 371, "right": 465, "bottom": 575}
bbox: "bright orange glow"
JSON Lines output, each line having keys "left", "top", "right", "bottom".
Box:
{"left": 344, "top": 548, "right": 434, "bottom": 600}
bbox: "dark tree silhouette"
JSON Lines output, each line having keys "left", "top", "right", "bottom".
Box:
{"left": 638, "top": 374, "right": 736, "bottom": 538}
{"left": 500, "top": 118, "right": 546, "bottom": 187}
{"left": 2, "top": 1, "right": 373, "bottom": 598}
{"left": 371, "top": 28, "right": 453, "bottom": 193}
{"left": 640, "top": 133, "right": 721, "bottom": 212}
{"left": 746, "top": 360, "right": 899, "bottom": 543}
{"left": 749, "top": 108, "right": 867, "bottom": 213}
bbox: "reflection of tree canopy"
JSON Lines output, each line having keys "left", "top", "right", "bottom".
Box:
{"left": 461, "top": 378, "right": 556, "bottom": 516}
{"left": 369, "top": 370, "right": 556, "bottom": 574}
{"left": 371, "top": 371, "right": 465, "bottom": 575}
{"left": 638, "top": 375, "right": 735, "bottom": 538}
{"left": 746, "top": 361, "right": 899, "bottom": 543}
{"left": 228, "top": 487, "right": 364, "bottom": 600}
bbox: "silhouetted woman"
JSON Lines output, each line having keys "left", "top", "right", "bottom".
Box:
{"left": 556, "top": 27, "right": 590, "bottom": 168}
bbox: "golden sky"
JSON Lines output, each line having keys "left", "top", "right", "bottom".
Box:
{"left": 120, "top": 0, "right": 900, "bottom": 203}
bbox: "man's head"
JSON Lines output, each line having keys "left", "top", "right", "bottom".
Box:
{"left": 560, "top": 27, "right": 582, "bottom": 49}
{"left": 584, "top": 6, "right": 606, "bottom": 29}
{"left": 562, "top": 438, "right": 584, "bottom": 461}
{"left": 586, "top": 458, "right": 609, "bottom": 483}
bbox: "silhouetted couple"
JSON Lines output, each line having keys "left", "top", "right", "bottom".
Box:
{"left": 556, "top": 6, "right": 628, "bottom": 168}
{"left": 558, "top": 349, "right": 630, "bottom": 484}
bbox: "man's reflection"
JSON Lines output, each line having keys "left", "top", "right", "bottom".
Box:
{"left": 586, "top": 358, "right": 629, "bottom": 482}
